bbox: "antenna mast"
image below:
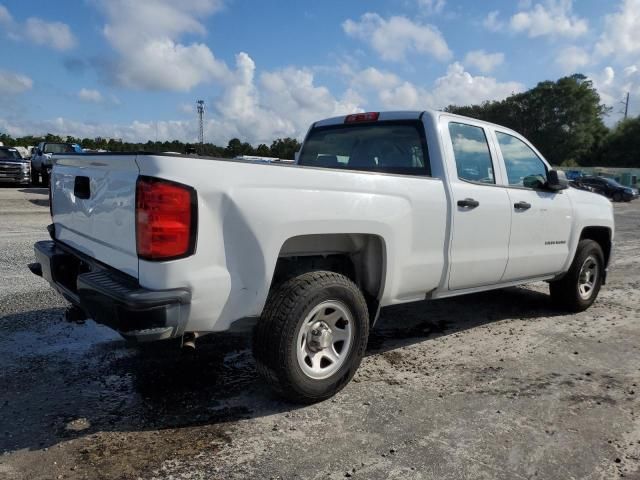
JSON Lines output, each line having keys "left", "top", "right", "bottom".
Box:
{"left": 196, "top": 100, "right": 205, "bottom": 144}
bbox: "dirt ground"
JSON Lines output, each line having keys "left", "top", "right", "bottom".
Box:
{"left": 1, "top": 186, "right": 639, "bottom": 480}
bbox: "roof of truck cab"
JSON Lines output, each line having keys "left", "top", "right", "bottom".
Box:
{"left": 311, "top": 109, "right": 513, "bottom": 133}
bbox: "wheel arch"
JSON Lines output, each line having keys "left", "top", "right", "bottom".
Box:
{"left": 580, "top": 226, "right": 612, "bottom": 267}
{"left": 270, "top": 233, "right": 387, "bottom": 325}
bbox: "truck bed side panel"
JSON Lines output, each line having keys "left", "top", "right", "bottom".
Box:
{"left": 135, "top": 156, "right": 448, "bottom": 332}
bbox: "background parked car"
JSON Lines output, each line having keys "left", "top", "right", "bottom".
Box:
{"left": 30, "top": 142, "right": 81, "bottom": 186}
{"left": 569, "top": 179, "right": 604, "bottom": 195}
{"left": 580, "top": 176, "right": 638, "bottom": 202}
{"left": 0, "top": 147, "right": 30, "bottom": 186}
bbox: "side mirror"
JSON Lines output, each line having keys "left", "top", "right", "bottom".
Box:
{"left": 523, "top": 174, "right": 546, "bottom": 189}
{"left": 546, "top": 169, "right": 569, "bottom": 191}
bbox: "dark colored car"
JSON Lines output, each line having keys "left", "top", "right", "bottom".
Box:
{"left": 0, "top": 146, "right": 30, "bottom": 186}
{"left": 580, "top": 176, "right": 638, "bottom": 202}
{"left": 569, "top": 179, "right": 603, "bottom": 195}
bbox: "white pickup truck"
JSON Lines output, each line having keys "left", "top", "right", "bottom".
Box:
{"left": 30, "top": 110, "right": 614, "bottom": 403}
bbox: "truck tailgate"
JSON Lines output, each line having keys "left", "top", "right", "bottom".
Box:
{"left": 51, "top": 154, "right": 140, "bottom": 278}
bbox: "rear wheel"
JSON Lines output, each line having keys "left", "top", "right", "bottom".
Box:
{"left": 30, "top": 170, "right": 39, "bottom": 186}
{"left": 253, "top": 271, "right": 369, "bottom": 403}
{"left": 549, "top": 239, "right": 604, "bottom": 312}
{"left": 41, "top": 168, "right": 51, "bottom": 187}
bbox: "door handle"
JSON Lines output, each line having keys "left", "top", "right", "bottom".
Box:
{"left": 74, "top": 176, "right": 90, "bottom": 199}
{"left": 514, "top": 201, "right": 531, "bottom": 210}
{"left": 457, "top": 198, "right": 480, "bottom": 208}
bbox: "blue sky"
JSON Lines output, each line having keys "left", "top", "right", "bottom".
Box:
{"left": 0, "top": 0, "right": 638, "bottom": 145}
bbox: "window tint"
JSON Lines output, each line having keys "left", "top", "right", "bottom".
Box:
{"left": 44, "top": 143, "right": 75, "bottom": 154}
{"left": 496, "top": 132, "right": 547, "bottom": 187}
{"left": 448, "top": 122, "right": 495, "bottom": 184}
{"left": 298, "top": 121, "right": 429, "bottom": 176}
{"left": 0, "top": 149, "right": 21, "bottom": 160}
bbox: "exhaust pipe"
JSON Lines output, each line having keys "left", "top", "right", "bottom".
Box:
{"left": 182, "top": 332, "right": 199, "bottom": 350}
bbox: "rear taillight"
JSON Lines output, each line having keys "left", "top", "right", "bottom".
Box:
{"left": 344, "top": 112, "right": 379, "bottom": 123}
{"left": 135, "top": 176, "right": 197, "bottom": 261}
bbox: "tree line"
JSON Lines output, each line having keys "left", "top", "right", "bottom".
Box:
{"left": 0, "top": 133, "right": 302, "bottom": 161}
{"left": 1, "top": 73, "right": 637, "bottom": 167}
{"left": 445, "top": 74, "right": 638, "bottom": 168}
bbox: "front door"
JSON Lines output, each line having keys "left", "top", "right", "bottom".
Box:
{"left": 493, "top": 130, "right": 573, "bottom": 280}
{"left": 445, "top": 121, "right": 512, "bottom": 290}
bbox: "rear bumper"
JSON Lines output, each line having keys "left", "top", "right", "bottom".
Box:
{"left": 31, "top": 240, "right": 191, "bottom": 342}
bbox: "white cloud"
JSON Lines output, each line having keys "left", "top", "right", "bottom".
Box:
{"left": 0, "top": 52, "right": 363, "bottom": 145}
{"left": 555, "top": 46, "right": 590, "bottom": 74}
{"left": 0, "top": 70, "right": 33, "bottom": 94}
{"left": 595, "top": 0, "right": 640, "bottom": 62}
{"left": 77, "top": 88, "right": 103, "bottom": 103}
{"left": 343, "top": 13, "right": 452, "bottom": 62}
{"left": 429, "top": 63, "right": 524, "bottom": 108}
{"left": 347, "top": 63, "right": 524, "bottom": 110}
{"left": 24, "top": 17, "right": 76, "bottom": 50}
{"left": 415, "top": 0, "right": 446, "bottom": 15}
{"left": 98, "top": 0, "right": 231, "bottom": 91}
{"left": 178, "top": 102, "right": 195, "bottom": 115}
{"left": 483, "top": 10, "right": 504, "bottom": 32}
{"left": 463, "top": 50, "right": 505, "bottom": 73}
{"left": 212, "top": 52, "right": 360, "bottom": 143}
{"left": 0, "top": 5, "right": 12, "bottom": 25}
{"left": 0, "top": 5, "right": 76, "bottom": 51}
{"left": 355, "top": 67, "right": 402, "bottom": 90}
{"left": 588, "top": 65, "right": 640, "bottom": 123}
{"left": 509, "top": 0, "right": 588, "bottom": 38}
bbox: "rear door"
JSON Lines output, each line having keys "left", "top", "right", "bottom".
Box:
{"left": 52, "top": 154, "right": 140, "bottom": 277}
{"left": 442, "top": 118, "right": 512, "bottom": 290}
{"left": 491, "top": 129, "right": 573, "bottom": 280}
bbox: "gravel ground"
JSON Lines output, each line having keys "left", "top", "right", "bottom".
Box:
{"left": 1, "top": 186, "right": 639, "bottom": 480}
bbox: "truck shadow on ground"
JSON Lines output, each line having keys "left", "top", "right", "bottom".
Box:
{"left": 18, "top": 187, "right": 49, "bottom": 195}
{"left": 0, "top": 285, "right": 563, "bottom": 454}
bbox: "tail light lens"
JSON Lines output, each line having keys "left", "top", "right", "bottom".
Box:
{"left": 136, "top": 176, "right": 197, "bottom": 261}
{"left": 345, "top": 112, "right": 379, "bottom": 123}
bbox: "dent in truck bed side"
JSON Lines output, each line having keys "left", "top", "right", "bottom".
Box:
{"left": 134, "top": 154, "right": 449, "bottom": 333}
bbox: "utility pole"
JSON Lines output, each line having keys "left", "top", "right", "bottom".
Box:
{"left": 623, "top": 92, "right": 630, "bottom": 120}
{"left": 620, "top": 92, "right": 630, "bottom": 120}
{"left": 196, "top": 100, "right": 205, "bottom": 145}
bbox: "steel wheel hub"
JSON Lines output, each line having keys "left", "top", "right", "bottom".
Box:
{"left": 578, "top": 255, "right": 598, "bottom": 300}
{"left": 296, "top": 301, "right": 354, "bottom": 380}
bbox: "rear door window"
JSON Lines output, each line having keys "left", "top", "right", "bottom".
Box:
{"left": 448, "top": 122, "right": 495, "bottom": 184}
{"left": 298, "top": 121, "right": 430, "bottom": 176}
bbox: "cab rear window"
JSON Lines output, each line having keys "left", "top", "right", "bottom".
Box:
{"left": 298, "top": 121, "right": 430, "bottom": 176}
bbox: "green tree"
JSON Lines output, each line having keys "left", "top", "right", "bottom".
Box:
{"left": 595, "top": 116, "right": 640, "bottom": 167}
{"left": 446, "top": 74, "right": 610, "bottom": 166}
{"left": 255, "top": 143, "right": 271, "bottom": 157}
{"left": 270, "top": 137, "right": 301, "bottom": 160}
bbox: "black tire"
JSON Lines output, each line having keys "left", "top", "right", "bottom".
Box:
{"left": 30, "top": 170, "right": 39, "bottom": 186}
{"left": 612, "top": 192, "right": 622, "bottom": 202}
{"left": 549, "top": 239, "right": 604, "bottom": 312}
{"left": 41, "top": 168, "right": 50, "bottom": 187}
{"left": 253, "top": 271, "right": 369, "bottom": 403}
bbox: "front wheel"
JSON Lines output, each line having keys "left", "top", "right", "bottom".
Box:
{"left": 253, "top": 271, "right": 369, "bottom": 403}
{"left": 549, "top": 239, "right": 604, "bottom": 312}
{"left": 612, "top": 192, "right": 622, "bottom": 202}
